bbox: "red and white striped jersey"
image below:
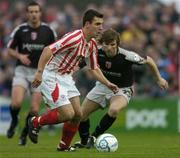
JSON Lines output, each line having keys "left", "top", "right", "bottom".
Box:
{"left": 46, "top": 29, "right": 98, "bottom": 74}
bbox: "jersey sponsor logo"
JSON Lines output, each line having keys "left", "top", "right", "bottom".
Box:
{"left": 31, "top": 32, "right": 37, "bottom": 40}
{"left": 101, "top": 69, "right": 121, "bottom": 77}
{"left": 105, "top": 61, "right": 112, "bottom": 69}
{"left": 22, "top": 29, "right": 28, "bottom": 32}
{"left": 23, "top": 43, "right": 44, "bottom": 52}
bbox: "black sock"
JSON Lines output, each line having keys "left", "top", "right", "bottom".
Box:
{"left": 92, "top": 113, "right": 116, "bottom": 138}
{"left": 79, "top": 119, "right": 90, "bottom": 145}
{"left": 9, "top": 106, "right": 20, "bottom": 122}
{"left": 21, "top": 112, "right": 38, "bottom": 137}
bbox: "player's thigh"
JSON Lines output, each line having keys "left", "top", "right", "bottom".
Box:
{"left": 30, "top": 92, "right": 42, "bottom": 113}
{"left": 108, "top": 95, "right": 128, "bottom": 117}
{"left": 11, "top": 66, "right": 29, "bottom": 106}
{"left": 11, "top": 85, "right": 26, "bottom": 107}
{"left": 81, "top": 98, "right": 100, "bottom": 121}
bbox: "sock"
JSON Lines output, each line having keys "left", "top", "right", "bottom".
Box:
{"left": 60, "top": 122, "right": 79, "bottom": 149}
{"left": 9, "top": 106, "right": 20, "bottom": 122}
{"left": 32, "top": 108, "right": 59, "bottom": 128}
{"left": 92, "top": 113, "right": 116, "bottom": 138}
{"left": 79, "top": 119, "right": 90, "bottom": 145}
{"left": 21, "top": 112, "right": 38, "bottom": 137}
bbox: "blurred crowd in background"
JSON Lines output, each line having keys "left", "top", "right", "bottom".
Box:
{"left": 0, "top": 0, "right": 179, "bottom": 97}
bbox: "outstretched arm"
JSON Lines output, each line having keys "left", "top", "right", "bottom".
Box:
{"left": 145, "top": 56, "right": 169, "bottom": 90}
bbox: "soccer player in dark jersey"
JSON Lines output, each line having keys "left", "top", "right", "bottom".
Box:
{"left": 6, "top": 1, "right": 57, "bottom": 145}
{"left": 74, "top": 28, "right": 169, "bottom": 148}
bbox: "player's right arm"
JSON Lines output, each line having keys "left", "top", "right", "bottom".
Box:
{"left": 7, "top": 25, "right": 31, "bottom": 65}
{"left": 32, "top": 46, "right": 52, "bottom": 88}
{"left": 8, "top": 48, "right": 31, "bottom": 65}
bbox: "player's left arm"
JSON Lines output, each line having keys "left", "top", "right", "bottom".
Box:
{"left": 122, "top": 49, "right": 168, "bottom": 90}
{"left": 144, "top": 56, "right": 169, "bottom": 90}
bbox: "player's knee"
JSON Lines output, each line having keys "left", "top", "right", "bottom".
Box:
{"left": 74, "top": 110, "right": 83, "bottom": 121}
{"left": 30, "top": 107, "right": 39, "bottom": 114}
{"left": 81, "top": 112, "right": 89, "bottom": 121}
{"left": 11, "top": 100, "right": 22, "bottom": 107}
{"left": 30, "top": 104, "right": 40, "bottom": 113}
{"left": 65, "top": 110, "right": 75, "bottom": 120}
{"left": 108, "top": 108, "right": 119, "bottom": 117}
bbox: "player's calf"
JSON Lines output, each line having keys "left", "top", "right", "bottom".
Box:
{"left": 7, "top": 118, "right": 18, "bottom": 138}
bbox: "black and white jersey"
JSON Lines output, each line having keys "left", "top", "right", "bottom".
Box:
{"left": 97, "top": 47, "right": 146, "bottom": 88}
{"left": 7, "top": 22, "right": 57, "bottom": 68}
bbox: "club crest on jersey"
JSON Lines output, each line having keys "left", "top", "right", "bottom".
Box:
{"left": 31, "top": 32, "right": 37, "bottom": 40}
{"left": 105, "top": 61, "right": 112, "bottom": 69}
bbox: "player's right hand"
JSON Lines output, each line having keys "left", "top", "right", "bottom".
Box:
{"left": 19, "top": 54, "right": 31, "bottom": 65}
{"left": 107, "top": 82, "right": 119, "bottom": 94}
{"left": 32, "top": 71, "right": 42, "bottom": 88}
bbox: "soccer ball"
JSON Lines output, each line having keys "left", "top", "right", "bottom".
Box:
{"left": 95, "top": 133, "right": 118, "bottom": 152}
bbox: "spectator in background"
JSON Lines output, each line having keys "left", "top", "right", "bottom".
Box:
{"left": 0, "top": 0, "right": 179, "bottom": 98}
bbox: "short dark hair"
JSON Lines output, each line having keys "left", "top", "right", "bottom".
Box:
{"left": 99, "top": 28, "right": 120, "bottom": 46}
{"left": 26, "top": 1, "right": 41, "bottom": 11}
{"left": 83, "top": 9, "right": 103, "bottom": 26}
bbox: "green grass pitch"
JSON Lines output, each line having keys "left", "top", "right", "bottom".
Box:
{"left": 0, "top": 98, "right": 180, "bottom": 158}
{"left": 1, "top": 132, "right": 180, "bottom": 158}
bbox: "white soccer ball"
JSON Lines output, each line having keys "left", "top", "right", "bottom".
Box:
{"left": 95, "top": 133, "right": 118, "bottom": 152}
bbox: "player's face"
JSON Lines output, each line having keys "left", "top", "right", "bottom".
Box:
{"left": 103, "top": 40, "right": 118, "bottom": 57}
{"left": 27, "top": 6, "right": 41, "bottom": 25}
{"left": 88, "top": 17, "right": 103, "bottom": 39}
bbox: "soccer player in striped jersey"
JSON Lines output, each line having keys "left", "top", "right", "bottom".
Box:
{"left": 74, "top": 28, "right": 169, "bottom": 148}
{"left": 29, "top": 9, "right": 119, "bottom": 151}
{"left": 6, "top": 1, "right": 57, "bottom": 145}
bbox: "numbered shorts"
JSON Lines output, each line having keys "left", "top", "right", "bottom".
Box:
{"left": 40, "top": 69, "right": 80, "bottom": 109}
{"left": 12, "top": 65, "right": 40, "bottom": 92}
{"left": 86, "top": 81, "right": 133, "bottom": 108}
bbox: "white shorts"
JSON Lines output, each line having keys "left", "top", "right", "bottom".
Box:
{"left": 12, "top": 66, "right": 40, "bottom": 93}
{"left": 40, "top": 69, "right": 80, "bottom": 109}
{"left": 86, "top": 81, "right": 133, "bottom": 108}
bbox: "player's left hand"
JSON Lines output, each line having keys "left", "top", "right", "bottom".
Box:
{"left": 157, "top": 77, "right": 169, "bottom": 90}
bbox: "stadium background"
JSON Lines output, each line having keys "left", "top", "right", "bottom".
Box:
{"left": 0, "top": 0, "right": 179, "bottom": 158}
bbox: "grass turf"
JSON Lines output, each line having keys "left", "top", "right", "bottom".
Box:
{"left": 0, "top": 98, "right": 179, "bottom": 158}
{"left": 0, "top": 132, "right": 180, "bottom": 158}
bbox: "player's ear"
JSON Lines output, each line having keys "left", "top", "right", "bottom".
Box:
{"left": 118, "top": 35, "right": 121, "bottom": 47}
{"left": 84, "top": 21, "right": 91, "bottom": 28}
